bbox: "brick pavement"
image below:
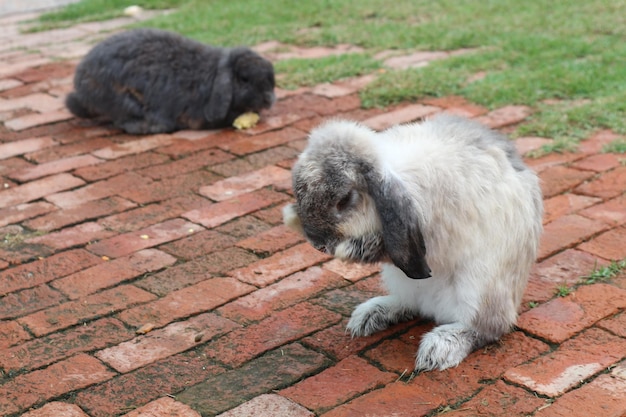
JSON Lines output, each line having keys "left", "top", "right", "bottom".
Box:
{"left": 1, "top": 9, "right": 626, "bottom": 417}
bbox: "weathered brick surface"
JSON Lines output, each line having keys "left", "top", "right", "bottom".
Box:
{"left": 176, "top": 343, "right": 330, "bottom": 416}
{"left": 2, "top": 15, "right": 625, "bottom": 417}
{"left": 96, "top": 313, "right": 238, "bottom": 373}
{"left": 18, "top": 285, "right": 157, "bottom": 336}
{"left": 518, "top": 283, "right": 626, "bottom": 343}
{"left": 504, "top": 328, "right": 626, "bottom": 397}
{"left": 218, "top": 266, "right": 346, "bottom": 324}
{"left": 202, "top": 302, "right": 341, "bottom": 366}
{"left": 280, "top": 355, "right": 396, "bottom": 413}
{"left": 228, "top": 243, "right": 333, "bottom": 287}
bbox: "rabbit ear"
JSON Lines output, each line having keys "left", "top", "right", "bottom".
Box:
{"left": 363, "top": 167, "right": 431, "bottom": 279}
{"left": 204, "top": 54, "right": 233, "bottom": 123}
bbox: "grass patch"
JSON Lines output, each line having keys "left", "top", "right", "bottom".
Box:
{"left": 38, "top": 0, "right": 626, "bottom": 150}
{"left": 275, "top": 54, "right": 381, "bottom": 90}
{"left": 603, "top": 139, "right": 626, "bottom": 154}
{"left": 581, "top": 259, "right": 626, "bottom": 285}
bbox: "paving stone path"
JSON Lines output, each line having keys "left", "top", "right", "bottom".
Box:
{"left": 1, "top": 8, "right": 626, "bottom": 417}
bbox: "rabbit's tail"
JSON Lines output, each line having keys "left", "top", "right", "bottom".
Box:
{"left": 65, "top": 92, "right": 95, "bottom": 119}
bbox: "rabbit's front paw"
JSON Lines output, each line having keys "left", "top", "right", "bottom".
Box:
{"left": 347, "top": 296, "right": 413, "bottom": 337}
{"left": 415, "top": 323, "right": 479, "bottom": 371}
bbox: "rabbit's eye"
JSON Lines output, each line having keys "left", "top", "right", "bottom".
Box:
{"left": 336, "top": 191, "right": 354, "bottom": 212}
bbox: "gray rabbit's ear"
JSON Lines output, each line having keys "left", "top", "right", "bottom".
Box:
{"left": 204, "top": 55, "right": 233, "bottom": 123}
{"left": 363, "top": 167, "right": 431, "bottom": 279}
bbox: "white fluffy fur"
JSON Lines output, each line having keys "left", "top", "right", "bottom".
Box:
{"left": 285, "top": 114, "right": 543, "bottom": 371}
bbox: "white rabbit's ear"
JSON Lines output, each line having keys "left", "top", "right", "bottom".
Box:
{"left": 204, "top": 58, "right": 233, "bottom": 123}
{"left": 363, "top": 168, "right": 431, "bottom": 279}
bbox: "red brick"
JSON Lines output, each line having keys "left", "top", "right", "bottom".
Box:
{"left": 74, "top": 349, "right": 224, "bottom": 417}
{"left": 18, "top": 285, "right": 157, "bottom": 336}
{"left": 0, "top": 318, "right": 133, "bottom": 373}
{"left": 450, "top": 380, "right": 548, "bottom": 417}
{"left": 21, "top": 402, "right": 90, "bottom": 417}
{"left": 45, "top": 171, "right": 145, "bottom": 208}
{"left": 99, "top": 195, "right": 206, "bottom": 233}
{"left": 578, "top": 227, "right": 626, "bottom": 260}
{"left": 474, "top": 105, "right": 532, "bottom": 128}
{"left": 236, "top": 224, "right": 304, "bottom": 255}
{"left": 0, "top": 173, "right": 85, "bottom": 209}
{"left": 578, "top": 129, "right": 622, "bottom": 154}
{"left": 73, "top": 151, "right": 170, "bottom": 181}
{"left": 518, "top": 283, "right": 626, "bottom": 343}
{"left": 219, "top": 266, "right": 346, "bottom": 323}
{"left": 12, "top": 61, "right": 75, "bottom": 83}
{"left": 598, "top": 311, "right": 626, "bottom": 338}
{"left": 87, "top": 218, "right": 203, "bottom": 258}
{"left": 580, "top": 194, "right": 626, "bottom": 226}
{"left": 0, "top": 136, "right": 57, "bottom": 160}
{"left": 25, "top": 196, "right": 137, "bottom": 232}
{"left": 253, "top": 203, "right": 290, "bottom": 225}
{"left": 0, "top": 284, "right": 66, "bottom": 320}
{"left": 91, "top": 134, "right": 175, "bottom": 159}
{"left": 504, "top": 328, "right": 626, "bottom": 397}
{"left": 52, "top": 249, "right": 176, "bottom": 299}
{"left": 524, "top": 249, "right": 607, "bottom": 305}
{"left": 97, "top": 313, "right": 238, "bottom": 373}
{"left": 27, "top": 221, "right": 116, "bottom": 250}
{"left": 0, "top": 78, "right": 23, "bottom": 92}
{"left": 575, "top": 166, "right": 626, "bottom": 199}
{"left": 134, "top": 247, "right": 258, "bottom": 296}
{"left": 203, "top": 302, "right": 341, "bottom": 366}
{"left": 302, "top": 318, "right": 412, "bottom": 361}
{"left": 0, "top": 320, "right": 31, "bottom": 349}
{"left": 26, "top": 137, "right": 115, "bottom": 164}
{"left": 535, "top": 372, "right": 626, "bottom": 417}
{"left": 218, "top": 394, "right": 314, "bottom": 417}
{"left": 0, "top": 156, "right": 33, "bottom": 176}
{"left": 200, "top": 165, "right": 291, "bottom": 201}
{"left": 0, "top": 248, "right": 103, "bottom": 295}
{"left": 313, "top": 275, "right": 385, "bottom": 317}
{"left": 117, "top": 170, "right": 219, "bottom": 205}
{"left": 5, "top": 109, "right": 74, "bottom": 131}
{"left": 362, "top": 104, "right": 440, "bottom": 131}
{"left": 0, "top": 354, "right": 115, "bottom": 416}
{"left": 539, "top": 165, "right": 595, "bottom": 198}
{"left": 137, "top": 148, "right": 233, "bottom": 180}
{"left": 542, "top": 193, "right": 601, "bottom": 224}
{"left": 524, "top": 152, "right": 585, "bottom": 173}
{"left": 280, "top": 355, "right": 396, "bottom": 413}
{"left": 156, "top": 130, "right": 240, "bottom": 157}
{"left": 228, "top": 243, "right": 332, "bottom": 287}
{"left": 182, "top": 188, "right": 288, "bottom": 229}
{"left": 218, "top": 127, "right": 307, "bottom": 155}
{"left": 363, "top": 324, "right": 433, "bottom": 373}
{"left": 538, "top": 214, "right": 609, "bottom": 260}
{"left": 164, "top": 229, "right": 236, "bottom": 257}
{"left": 422, "top": 95, "right": 488, "bottom": 117}
{"left": 121, "top": 397, "right": 202, "bottom": 417}
{"left": 514, "top": 136, "right": 553, "bottom": 156}
{"left": 571, "top": 153, "right": 622, "bottom": 172}
{"left": 118, "top": 277, "right": 254, "bottom": 328}
{"left": 177, "top": 343, "right": 329, "bottom": 416}
{"left": 320, "top": 381, "right": 445, "bottom": 417}
{"left": 9, "top": 154, "right": 103, "bottom": 182}
{"left": 210, "top": 145, "right": 298, "bottom": 177}
{"left": 322, "top": 258, "right": 380, "bottom": 282}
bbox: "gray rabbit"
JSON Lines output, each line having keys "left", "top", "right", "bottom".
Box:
{"left": 284, "top": 114, "right": 543, "bottom": 371}
{"left": 66, "top": 28, "right": 276, "bottom": 134}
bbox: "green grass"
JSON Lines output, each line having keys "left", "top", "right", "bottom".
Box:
{"left": 581, "top": 259, "right": 626, "bottom": 285}
{"left": 603, "top": 139, "right": 626, "bottom": 154}
{"left": 37, "top": 0, "right": 626, "bottom": 149}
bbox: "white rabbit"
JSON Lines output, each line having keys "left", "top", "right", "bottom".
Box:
{"left": 283, "top": 114, "right": 543, "bottom": 371}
